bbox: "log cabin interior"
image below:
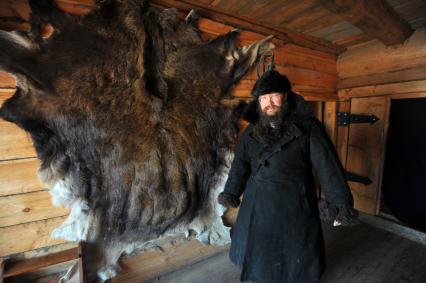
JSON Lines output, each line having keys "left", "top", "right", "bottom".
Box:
{"left": 0, "top": 0, "right": 426, "bottom": 282}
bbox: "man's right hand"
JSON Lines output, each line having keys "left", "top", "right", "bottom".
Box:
{"left": 217, "top": 192, "right": 240, "bottom": 208}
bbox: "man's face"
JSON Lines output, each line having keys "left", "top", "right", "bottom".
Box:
{"left": 258, "top": 92, "right": 286, "bottom": 116}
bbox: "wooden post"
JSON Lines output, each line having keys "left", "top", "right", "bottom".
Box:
{"left": 0, "top": 258, "right": 5, "bottom": 283}
{"left": 78, "top": 242, "right": 86, "bottom": 283}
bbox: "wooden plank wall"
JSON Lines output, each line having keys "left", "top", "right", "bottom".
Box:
{"left": 337, "top": 29, "right": 426, "bottom": 100}
{"left": 335, "top": 29, "right": 426, "bottom": 214}
{"left": 0, "top": 73, "right": 72, "bottom": 260}
{"left": 0, "top": 0, "right": 338, "bottom": 261}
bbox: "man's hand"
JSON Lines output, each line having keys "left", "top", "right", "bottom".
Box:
{"left": 319, "top": 200, "right": 360, "bottom": 226}
{"left": 333, "top": 206, "right": 360, "bottom": 226}
{"left": 217, "top": 192, "right": 240, "bottom": 208}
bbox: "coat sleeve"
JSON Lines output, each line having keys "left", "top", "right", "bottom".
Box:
{"left": 222, "top": 126, "right": 252, "bottom": 198}
{"left": 309, "top": 118, "right": 359, "bottom": 225}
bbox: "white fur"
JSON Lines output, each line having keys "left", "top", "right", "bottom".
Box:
{"left": 187, "top": 151, "right": 234, "bottom": 245}
{"left": 0, "top": 30, "right": 34, "bottom": 50}
{"left": 49, "top": 179, "right": 93, "bottom": 241}
{"left": 97, "top": 264, "right": 120, "bottom": 282}
{"left": 49, "top": 179, "right": 76, "bottom": 208}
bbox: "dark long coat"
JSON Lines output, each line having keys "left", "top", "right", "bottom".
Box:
{"left": 223, "top": 95, "right": 354, "bottom": 283}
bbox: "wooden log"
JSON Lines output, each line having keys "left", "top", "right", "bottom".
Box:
{"left": 12, "top": 242, "right": 78, "bottom": 261}
{"left": 0, "top": 216, "right": 69, "bottom": 257}
{"left": 0, "top": 72, "right": 16, "bottom": 89}
{"left": 333, "top": 33, "right": 373, "bottom": 48}
{"left": 0, "top": 89, "right": 36, "bottom": 160}
{"left": 338, "top": 66, "right": 426, "bottom": 89}
{"left": 0, "top": 120, "right": 36, "bottom": 160}
{"left": 2, "top": 247, "right": 79, "bottom": 279}
{"left": 275, "top": 65, "right": 337, "bottom": 89}
{"left": 389, "top": 92, "right": 426, "bottom": 100}
{"left": 54, "top": 0, "right": 95, "bottom": 16}
{"left": 313, "top": 0, "right": 413, "bottom": 46}
{"left": 0, "top": 190, "right": 69, "bottom": 228}
{"left": 0, "top": 18, "right": 30, "bottom": 31}
{"left": 0, "top": 0, "right": 30, "bottom": 22}
{"left": 0, "top": 258, "right": 4, "bottom": 283}
{"left": 0, "top": 158, "right": 45, "bottom": 197}
{"left": 337, "top": 30, "right": 426, "bottom": 79}
{"left": 338, "top": 80, "right": 426, "bottom": 99}
{"left": 275, "top": 48, "right": 337, "bottom": 76}
{"left": 0, "top": 88, "right": 15, "bottom": 107}
{"left": 233, "top": 62, "right": 337, "bottom": 90}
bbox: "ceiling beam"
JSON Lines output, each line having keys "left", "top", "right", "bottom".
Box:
{"left": 151, "top": 0, "right": 345, "bottom": 55}
{"left": 313, "top": 0, "right": 413, "bottom": 46}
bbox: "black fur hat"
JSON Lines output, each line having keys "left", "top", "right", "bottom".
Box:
{"left": 252, "top": 70, "right": 292, "bottom": 98}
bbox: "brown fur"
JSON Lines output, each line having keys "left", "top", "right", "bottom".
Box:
{"left": 0, "top": 0, "right": 273, "bottom": 280}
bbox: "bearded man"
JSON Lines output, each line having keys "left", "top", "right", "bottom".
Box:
{"left": 218, "top": 70, "right": 359, "bottom": 283}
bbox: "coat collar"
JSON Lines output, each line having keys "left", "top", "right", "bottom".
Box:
{"left": 253, "top": 122, "right": 303, "bottom": 171}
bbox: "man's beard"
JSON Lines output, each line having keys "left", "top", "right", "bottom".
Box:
{"left": 252, "top": 101, "right": 291, "bottom": 146}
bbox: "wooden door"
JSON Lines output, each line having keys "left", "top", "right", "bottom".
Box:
{"left": 345, "top": 96, "right": 390, "bottom": 215}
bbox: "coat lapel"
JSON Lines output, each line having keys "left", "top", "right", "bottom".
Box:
{"left": 255, "top": 122, "right": 303, "bottom": 172}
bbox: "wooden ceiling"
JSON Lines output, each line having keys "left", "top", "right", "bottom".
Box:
{"left": 153, "top": 0, "right": 421, "bottom": 53}
{"left": 0, "top": 0, "right": 425, "bottom": 55}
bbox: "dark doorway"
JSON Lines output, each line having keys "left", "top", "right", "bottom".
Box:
{"left": 381, "top": 98, "right": 426, "bottom": 232}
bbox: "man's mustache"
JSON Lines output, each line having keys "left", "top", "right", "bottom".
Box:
{"left": 264, "top": 105, "right": 279, "bottom": 111}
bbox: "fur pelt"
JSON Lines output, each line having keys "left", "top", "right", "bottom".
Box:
{"left": 0, "top": 0, "right": 274, "bottom": 281}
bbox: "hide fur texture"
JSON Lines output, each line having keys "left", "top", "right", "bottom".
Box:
{"left": 0, "top": 0, "right": 274, "bottom": 281}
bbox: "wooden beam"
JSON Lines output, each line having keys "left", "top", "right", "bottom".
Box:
{"left": 151, "top": 0, "right": 345, "bottom": 55}
{"left": 78, "top": 243, "right": 86, "bottom": 283}
{"left": 313, "top": 0, "right": 413, "bottom": 46}
{"left": 338, "top": 79, "right": 426, "bottom": 99}
{"left": 2, "top": 247, "right": 79, "bottom": 279}
{"left": 0, "top": 258, "right": 4, "bottom": 283}
{"left": 338, "top": 66, "right": 426, "bottom": 89}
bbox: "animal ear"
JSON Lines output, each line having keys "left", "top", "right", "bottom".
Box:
{"left": 185, "top": 9, "right": 200, "bottom": 30}
{"left": 231, "top": 35, "right": 275, "bottom": 83}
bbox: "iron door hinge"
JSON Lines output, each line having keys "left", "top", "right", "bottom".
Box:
{"left": 337, "top": 112, "right": 379, "bottom": 126}
{"left": 345, "top": 171, "right": 372, "bottom": 185}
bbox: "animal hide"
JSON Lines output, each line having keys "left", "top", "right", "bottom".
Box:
{"left": 0, "top": 0, "right": 273, "bottom": 281}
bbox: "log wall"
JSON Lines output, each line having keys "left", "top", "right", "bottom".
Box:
{"left": 337, "top": 29, "right": 426, "bottom": 100}
{"left": 0, "top": 73, "right": 73, "bottom": 260}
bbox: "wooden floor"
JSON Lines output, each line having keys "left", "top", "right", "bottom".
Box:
{"left": 147, "top": 222, "right": 426, "bottom": 283}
